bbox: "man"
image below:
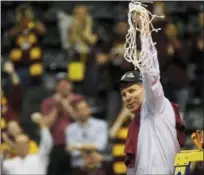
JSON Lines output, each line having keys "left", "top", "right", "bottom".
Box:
{"left": 114, "top": 37, "right": 185, "bottom": 174}
{"left": 9, "top": 4, "right": 46, "bottom": 87}
{"left": 1, "top": 61, "right": 22, "bottom": 126}
{"left": 2, "top": 113, "right": 53, "bottom": 175}
{"left": 66, "top": 96, "right": 108, "bottom": 175}
{"left": 41, "top": 73, "right": 81, "bottom": 175}
{"left": 109, "top": 107, "right": 134, "bottom": 175}
{"left": 1, "top": 120, "right": 38, "bottom": 159}
{"left": 1, "top": 61, "right": 23, "bottom": 158}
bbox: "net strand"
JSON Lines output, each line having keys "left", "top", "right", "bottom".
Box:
{"left": 124, "top": 1, "right": 164, "bottom": 75}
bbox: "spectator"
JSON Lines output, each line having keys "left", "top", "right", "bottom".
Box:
{"left": 67, "top": 4, "right": 98, "bottom": 93}
{"left": 187, "top": 11, "right": 204, "bottom": 37}
{"left": 2, "top": 113, "right": 53, "bottom": 175}
{"left": 103, "top": 20, "right": 134, "bottom": 123}
{"left": 189, "top": 12, "right": 203, "bottom": 105}
{"left": 109, "top": 20, "right": 134, "bottom": 82}
{"left": 198, "top": 12, "right": 204, "bottom": 31}
{"left": 66, "top": 96, "right": 108, "bottom": 175}
{"left": 1, "top": 120, "right": 38, "bottom": 159}
{"left": 83, "top": 51, "right": 111, "bottom": 99}
{"left": 156, "top": 22, "right": 190, "bottom": 117}
{"left": 109, "top": 107, "right": 134, "bottom": 175}
{"left": 9, "top": 4, "right": 46, "bottom": 87}
{"left": 1, "top": 61, "right": 22, "bottom": 131}
{"left": 41, "top": 73, "right": 81, "bottom": 175}
{"left": 152, "top": 1, "right": 168, "bottom": 21}
{"left": 68, "top": 4, "right": 98, "bottom": 53}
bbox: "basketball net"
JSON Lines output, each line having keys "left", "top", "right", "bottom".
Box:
{"left": 124, "top": 0, "right": 164, "bottom": 76}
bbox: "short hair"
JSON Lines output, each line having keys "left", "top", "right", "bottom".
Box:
{"left": 73, "top": 4, "right": 88, "bottom": 14}
{"left": 119, "top": 82, "right": 142, "bottom": 91}
{"left": 71, "top": 96, "right": 85, "bottom": 108}
{"left": 55, "top": 72, "right": 71, "bottom": 84}
{"left": 15, "top": 134, "right": 29, "bottom": 142}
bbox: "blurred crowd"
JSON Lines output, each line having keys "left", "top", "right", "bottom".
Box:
{"left": 1, "top": 1, "right": 203, "bottom": 175}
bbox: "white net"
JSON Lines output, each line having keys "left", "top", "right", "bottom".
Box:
{"left": 124, "top": 0, "right": 164, "bottom": 75}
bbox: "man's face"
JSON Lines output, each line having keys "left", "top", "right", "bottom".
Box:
{"left": 15, "top": 134, "right": 29, "bottom": 157}
{"left": 56, "top": 80, "right": 72, "bottom": 97}
{"left": 74, "top": 6, "right": 88, "bottom": 22}
{"left": 75, "top": 100, "right": 91, "bottom": 122}
{"left": 120, "top": 83, "right": 144, "bottom": 113}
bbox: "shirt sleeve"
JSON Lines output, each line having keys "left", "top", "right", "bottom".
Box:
{"left": 38, "top": 127, "right": 53, "bottom": 157}
{"left": 140, "top": 35, "right": 165, "bottom": 113}
{"left": 41, "top": 99, "right": 54, "bottom": 116}
{"left": 2, "top": 160, "right": 11, "bottom": 175}
{"left": 126, "top": 167, "right": 136, "bottom": 175}
{"left": 65, "top": 126, "right": 81, "bottom": 157}
{"left": 94, "top": 122, "right": 108, "bottom": 151}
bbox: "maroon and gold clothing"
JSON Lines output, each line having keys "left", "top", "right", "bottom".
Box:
{"left": 1, "top": 84, "right": 22, "bottom": 156}
{"left": 9, "top": 22, "right": 44, "bottom": 77}
{"left": 112, "top": 116, "right": 132, "bottom": 175}
{"left": 1, "top": 97, "right": 18, "bottom": 129}
{"left": 1, "top": 84, "right": 22, "bottom": 130}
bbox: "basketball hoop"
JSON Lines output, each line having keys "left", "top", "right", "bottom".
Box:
{"left": 124, "top": 0, "right": 164, "bottom": 76}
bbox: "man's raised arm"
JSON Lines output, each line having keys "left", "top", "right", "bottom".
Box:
{"left": 140, "top": 35, "right": 165, "bottom": 113}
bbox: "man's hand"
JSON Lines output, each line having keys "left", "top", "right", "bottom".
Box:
{"left": 191, "top": 130, "right": 204, "bottom": 150}
{"left": 78, "top": 144, "right": 97, "bottom": 152}
{"left": 3, "top": 61, "right": 20, "bottom": 85}
{"left": 3, "top": 61, "right": 15, "bottom": 74}
{"left": 82, "top": 151, "right": 104, "bottom": 169}
{"left": 31, "top": 112, "right": 43, "bottom": 124}
{"left": 2, "top": 132, "right": 16, "bottom": 148}
{"left": 61, "top": 97, "right": 77, "bottom": 119}
{"left": 53, "top": 93, "right": 62, "bottom": 103}
{"left": 53, "top": 93, "right": 64, "bottom": 111}
{"left": 66, "top": 144, "right": 97, "bottom": 152}
{"left": 66, "top": 145, "right": 81, "bottom": 151}
{"left": 91, "top": 151, "right": 104, "bottom": 162}
{"left": 31, "top": 112, "right": 47, "bottom": 128}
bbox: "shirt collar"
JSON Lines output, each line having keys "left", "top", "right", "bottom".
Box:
{"left": 77, "top": 117, "right": 93, "bottom": 128}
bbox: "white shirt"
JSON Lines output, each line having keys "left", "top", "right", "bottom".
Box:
{"left": 2, "top": 128, "right": 53, "bottom": 175}
{"left": 65, "top": 118, "right": 108, "bottom": 167}
{"left": 127, "top": 37, "right": 180, "bottom": 175}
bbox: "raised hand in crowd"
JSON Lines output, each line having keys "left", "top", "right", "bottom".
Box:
{"left": 3, "top": 61, "right": 20, "bottom": 85}
{"left": 53, "top": 92, "right": 77, "bottom": 119}
{"left": 31, "top": 112, "right": 55, "bottom": 128}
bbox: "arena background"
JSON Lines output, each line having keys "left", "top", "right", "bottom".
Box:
{"left": 1, "top": 1, "right": 203, "bottom": 175}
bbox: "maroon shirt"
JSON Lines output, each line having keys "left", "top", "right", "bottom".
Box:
{"left": 41, "top": 94, "right": 81, "bottom": 145}
{"left": 1, "top": 84, "right": 22, "bottom": 142}
{"left": 2, "top": 84, "right": 22, "bottom": 122}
